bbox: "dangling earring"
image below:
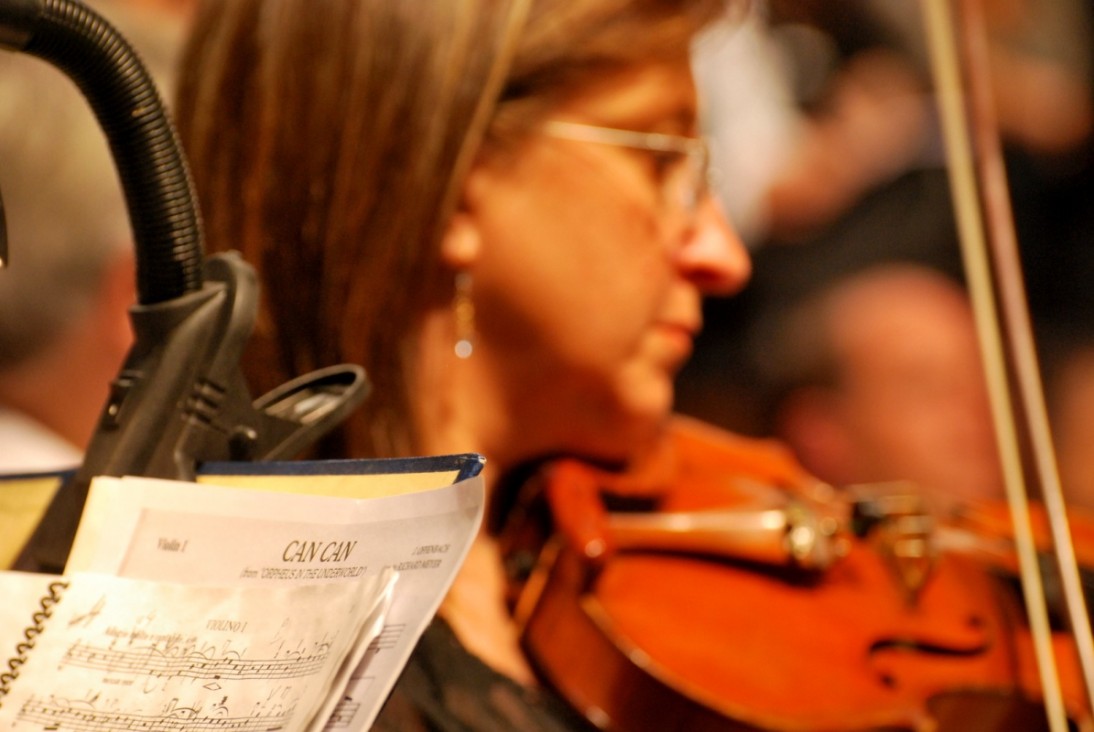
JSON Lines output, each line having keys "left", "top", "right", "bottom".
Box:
{"left": 453, "top": 271, "right": 474, "bottom": 359}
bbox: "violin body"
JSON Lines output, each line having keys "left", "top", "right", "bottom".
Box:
{"left": 500, "top": 416, "right": 1090, "bottom": 731}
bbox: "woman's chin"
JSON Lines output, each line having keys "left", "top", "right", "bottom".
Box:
{"left": 611, "top": 385, "right": 677, "bottom": 456}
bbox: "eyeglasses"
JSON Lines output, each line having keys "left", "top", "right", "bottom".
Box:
{"left": 541, "top": 120, "right": 711, "bottom": 221}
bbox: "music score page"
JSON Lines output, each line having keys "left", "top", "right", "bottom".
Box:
{"left": 63, "top": 469, "right": 484, "bottom": 731}
{"left": 0, "top": 569, "right": 393, "bottom": 732}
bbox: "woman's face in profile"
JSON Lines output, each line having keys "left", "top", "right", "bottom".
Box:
{"left": 455, "top": 58, "right": 749, "bottom": 458}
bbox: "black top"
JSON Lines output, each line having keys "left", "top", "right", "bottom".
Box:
{"left": 373, "top": 618, "right": 594, "bottom": 732}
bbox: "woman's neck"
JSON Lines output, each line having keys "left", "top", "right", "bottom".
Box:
{"left": 415, "top": 308, "right": 520, "bottom": 476}
{"left": 440, "top": 531, "right": 537, "bottom": 685}
{"left": 413, "top": 310, "right": 538, "bottom": 681}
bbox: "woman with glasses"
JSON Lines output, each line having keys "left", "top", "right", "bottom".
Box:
{"left": 176, "top": 0, "right": 744, "bottom": 728}
{"left": 173, "top": 0, "right": 1091, "bottom": 728}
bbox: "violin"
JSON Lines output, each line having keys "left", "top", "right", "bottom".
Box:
{"left": 499, "top": 416, "right": 1092, "bottom": 731}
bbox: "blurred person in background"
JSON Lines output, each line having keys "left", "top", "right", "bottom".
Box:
{"left": 748, "top": 263, "right": 1004, "bottom": 519}
{"left": 693, "top": 0, "right": 1093, "bottom": 248}
{"left": 0, "top": 0, "right": 187, "bottom": 567}
{"left": 0, "top": 49, "right": 134, "bottom": 473}
{"left": 683, "top": 0, "right": 1094, "bottom": 520}
{"left": 0, "top": 0, "right": 187, "bottom": 474}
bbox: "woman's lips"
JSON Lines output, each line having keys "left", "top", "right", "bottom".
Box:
{"left": 656, "top": 320, "right": 698, "bottom": 365}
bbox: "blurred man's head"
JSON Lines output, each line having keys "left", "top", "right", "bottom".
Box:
{"left": 757, "top": 264, "right": 1002, "bottom": 516}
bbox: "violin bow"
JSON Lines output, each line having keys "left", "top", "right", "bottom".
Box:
{"left": 920, "top": 0, "right": 1094, "bottom": 727}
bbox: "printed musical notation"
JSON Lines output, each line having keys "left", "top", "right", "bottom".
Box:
{"left": 63, "top": 639, "right": 330, "bottom": 683}
{"left": 61, "top": 470, "right": 484, "bottom": 732}
{"left": 364, "top": 623, "right": 404, "bottom": 655}
{"left": 17, "top": 694, "right": 291, "bottom": 732}
{"left": 0, "top": 571, "right": 393, "bottom": 732}
{"left": 322, "top": 700, "right": 360, "bottom": 730}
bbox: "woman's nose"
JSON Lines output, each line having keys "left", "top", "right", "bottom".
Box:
{"left": 677, "top": 195, "right": 751, "bottom": 296}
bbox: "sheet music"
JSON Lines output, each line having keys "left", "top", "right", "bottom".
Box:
{"left": 0, "top": 570, "right": 392, "bottom": 732}
{"left": 65, "top": 472, "right": 484, "bottom": 731}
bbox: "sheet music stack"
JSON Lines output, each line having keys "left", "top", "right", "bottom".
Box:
{"left": 0, "top": 454, "right": 486, "bottom": 732}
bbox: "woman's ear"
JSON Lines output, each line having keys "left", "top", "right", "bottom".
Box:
{"left": 441, "top": 210, "right": 483, "bottom": 269}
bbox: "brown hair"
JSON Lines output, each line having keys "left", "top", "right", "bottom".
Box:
{"left": 176, "top": 0, "right": 731, "bottom": 458}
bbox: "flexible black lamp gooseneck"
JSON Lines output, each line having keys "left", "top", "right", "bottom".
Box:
{"left": 0, "top": 0, "right": 369, "bottom": 572}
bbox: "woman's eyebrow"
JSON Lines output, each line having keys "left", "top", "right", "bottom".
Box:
{"left": 633, "top": 107, "right": 699, "bottom": 135}
{"left": 592, "top": 97, "right": 698, "bottom": 133}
